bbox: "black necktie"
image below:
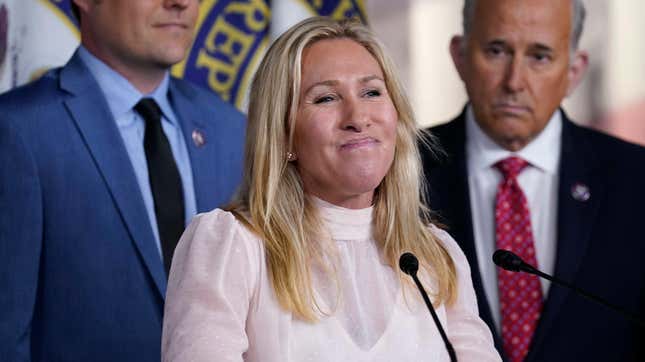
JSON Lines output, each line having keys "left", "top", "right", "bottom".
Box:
{"left": 134, "top": 98, "right": 185, "bottom": 277}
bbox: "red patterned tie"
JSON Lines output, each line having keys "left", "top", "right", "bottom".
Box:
{"left": 495, "top": 157, "right": 543, "bottom": 362}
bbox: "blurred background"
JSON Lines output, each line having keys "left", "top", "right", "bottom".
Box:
{"left": 1, "top": 0, "right": 644, "bottom": 145}
{"left": 367, "top": 0, "right": 645, "bottom": 145}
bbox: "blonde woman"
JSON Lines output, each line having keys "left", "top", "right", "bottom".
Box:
{"left": 162, "top": 17, "right": 500, "bottom": 362}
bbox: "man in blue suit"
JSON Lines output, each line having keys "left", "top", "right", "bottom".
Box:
{"left": 421, "top": 0, "right": 645, "bottom": 361}
{"left": 0, "top": 0, "right": 245, "bottom": 361}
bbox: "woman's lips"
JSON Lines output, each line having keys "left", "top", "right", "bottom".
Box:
{"left": 340, "top": 137, "right": 379, "bottom": 150}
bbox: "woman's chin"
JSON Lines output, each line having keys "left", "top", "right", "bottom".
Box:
{"left": 337, "top": 178, "right": 383, "bottom": 199}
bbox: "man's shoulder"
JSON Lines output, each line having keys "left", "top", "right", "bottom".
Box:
{"left": 562, "top": 120, "right": 645, "bottom": 190}
{"left": 420, "top": 114, "right": 466, "bottom": 167}
{"left": 567, "top": 119, "right": 645, "bottom": 161}
{"left": 427, "top": 118, "right": 464, "bottom": 141}
{"left": 424, "top": 112, "right": 467, "bottom": 150}
{"left": 169, "top": 77, "right": 245, "bottom": 120}
{"left": 0, "top": 68, "right": 66, "bottom": 112}
{"left": 0, "top": 68, "right": 74, "bottom": 139}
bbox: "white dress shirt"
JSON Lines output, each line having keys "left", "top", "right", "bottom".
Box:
{"left": 162, "top": 198, "right": 501, "bottom": 361}
{"left": 465, "top": 106, "right": 561, "bottom": 332}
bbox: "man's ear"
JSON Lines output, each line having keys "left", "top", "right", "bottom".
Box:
{"left": 72, "top": 0, "right": 89, "bottom": 11}
{"left": 566, "top": 50, "right": 589, "bottom": 96}
{"left": 71, "top": 0, "right": 97, "bottom": 15}
{"left": 449, "top": 35, "right": 467, "bottom": 81}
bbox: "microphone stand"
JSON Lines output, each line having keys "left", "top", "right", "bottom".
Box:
{"left": 400, "top": 253, "right": 457, "bottom": 362}
{"left": 410, "top": 272, "right": 458, "bottom": 362}
{"left": 520, "top": 262, "right": 645, "bottom": 329}
{"left": 494, "top": 249, "right": 645, "bottom": 329}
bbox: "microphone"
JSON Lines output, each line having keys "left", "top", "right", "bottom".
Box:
{"left": 493, "top": 249, "right": 645, "bottom": 329}
{"left": 400, "top": 252, "right": 457, "bottom": 362}
{"left": 492, "top": 249, "right": 538, "bottom": 273}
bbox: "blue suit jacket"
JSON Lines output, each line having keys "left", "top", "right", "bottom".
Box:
{"left": 0, "top": 51, "right": 246, "bottom": 361}
{"left": 421, "top": 109, "right": 645, "bottom": 361}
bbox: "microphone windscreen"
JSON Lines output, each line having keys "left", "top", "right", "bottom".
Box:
{"left": 492, "top": 249, "right": 523, "bottom": 272}
{"left": 399, "top": 252, "right": 419, "bottom": 276}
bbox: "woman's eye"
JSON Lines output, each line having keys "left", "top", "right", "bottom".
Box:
{"left": 364, "top": 89, "right": 381, "bottom": 97}
{"left": 313, "top": 95, "right": 335, "bottom": 104}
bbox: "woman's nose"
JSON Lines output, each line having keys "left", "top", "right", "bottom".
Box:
{"left": 340, "top": 99, "right": 371, "bottom": 132}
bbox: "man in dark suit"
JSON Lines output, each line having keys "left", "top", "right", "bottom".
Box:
{"left": 0, "top": 0, "right": 245, "bottom": 361}
{"left": 421, "top": 0, "right": 645, "bottom": 361}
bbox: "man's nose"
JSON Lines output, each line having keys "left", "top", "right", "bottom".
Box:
{"left": 164, "top": 0, "right": 192, "bottom": 10}
{"left": 504, "top": 56, "right": 526, "bottom": 93}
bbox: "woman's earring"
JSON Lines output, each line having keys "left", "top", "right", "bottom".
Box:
{"left": 286, "top": 151, "right": 297, "bottom": 162}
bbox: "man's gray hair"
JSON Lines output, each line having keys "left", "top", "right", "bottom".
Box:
{"left": 462, "top": 0, "right": 586, "bottom": 50}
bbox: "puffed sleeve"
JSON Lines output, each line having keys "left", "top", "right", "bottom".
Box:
{"left": 433, "top": 226, "right": 502, "bottom": 362}
{"left": 162, "top": 209, "right": 262, "bottom": 362}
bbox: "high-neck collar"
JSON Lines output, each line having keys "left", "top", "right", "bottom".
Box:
{"left": 312, "top": 197, "right": 373, "bottom": 241}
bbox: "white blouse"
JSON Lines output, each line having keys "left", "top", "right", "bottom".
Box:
{"left": 162, "top": 200, "right": 501, "bottom": 362}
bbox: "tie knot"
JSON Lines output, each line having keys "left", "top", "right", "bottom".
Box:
{"left": 495, "top": 156, "right": 528, "bottom": 179}
{"left": 135, "top": 98, "right": 162, "bottom": 123}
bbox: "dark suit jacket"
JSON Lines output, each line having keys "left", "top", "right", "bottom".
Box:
{"left": 0, "top": 50, "right": 246, "bottom": 361}
{"left": 421, "top": 108, "right": 645, "bottom": 361}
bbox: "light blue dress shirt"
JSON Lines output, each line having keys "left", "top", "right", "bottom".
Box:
{"left": 78, "top": 46, "right": 197, "bottom": 259}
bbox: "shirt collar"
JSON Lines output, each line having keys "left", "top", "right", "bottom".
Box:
{"left": 466, "top": 105, "right": 562, "bottom": 175}
{"left": 77, "top": 46, "right": 175, "bottom": 127}
{"left": 311, "top": 196, "right": 373, "bottom": 241}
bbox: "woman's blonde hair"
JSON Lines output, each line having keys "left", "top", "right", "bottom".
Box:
{"left": 230, "top": 16, "right": 456, "bottom": 321}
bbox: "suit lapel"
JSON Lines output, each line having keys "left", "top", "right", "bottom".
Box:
{"left": 426, "top": 112, "right": 506, "bottom": 354}
{"left": 432, "top": 111, "right": 604, "bottom": 361}
{"left": 169, "top": 82, "right": 211, "bottom": 212}
{"left": 527, "top": 113, "right": 604, "bottom": 360}
{"left": 59, "top": 52, "right": 167, "bottom": 298}
{"left": 169, "top": 80, "right": 243, "bottom": 212}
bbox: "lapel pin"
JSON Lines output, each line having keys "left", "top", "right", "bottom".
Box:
{"left": 192, "top": 129, "right": 205, "bottom": 147}
{"left": 571, "top": 182, "right": 590, "bottom": 202}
